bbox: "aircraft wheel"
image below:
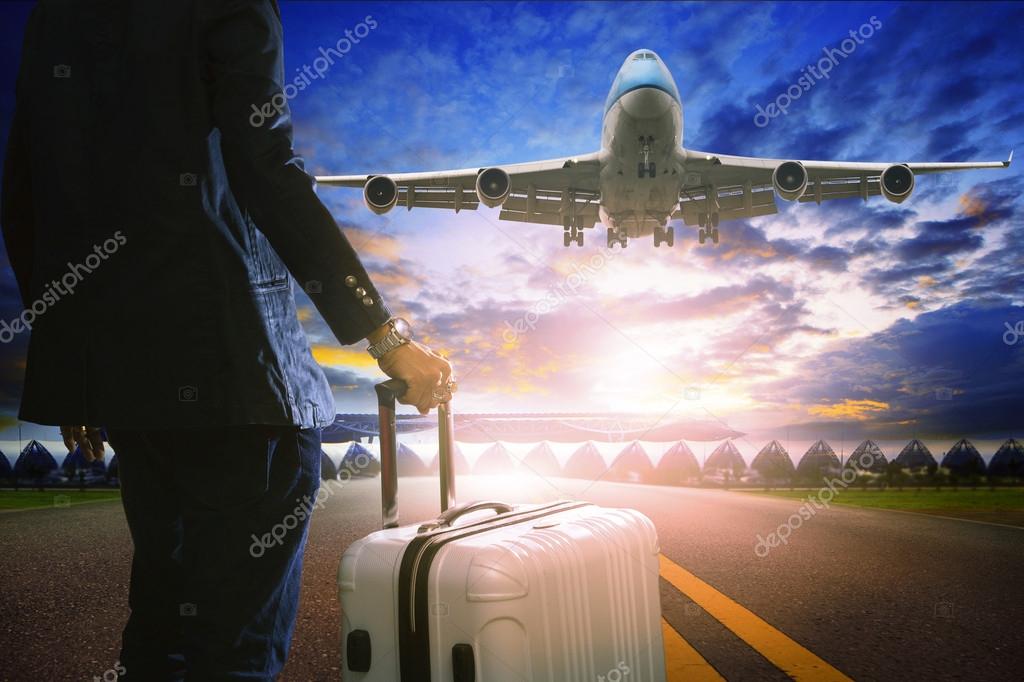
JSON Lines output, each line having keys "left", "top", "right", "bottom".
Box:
{"left": 698, "top": 229, "right": 707, "bottom": 245}
{"left": 711, "top": 212, "right": 720, "bottom": 227}
{"left": 711, "top": 228, "right": 720, "bottom": 244}
{"left": 563, "top": 231, "right": 572, "bottom": 248}
{"left": 666, "top": 226, "right": 675, "bottom": 247}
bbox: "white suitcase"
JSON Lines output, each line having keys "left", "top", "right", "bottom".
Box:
{"left": 338, "top": 380, "right": 665, "bottom": 681}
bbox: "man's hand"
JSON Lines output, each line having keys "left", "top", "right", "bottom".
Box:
{"left": 60, "top": 425, "right": 105, "bottom": 462}
{"left": 375, "top": 336, "right": 454, "bottom": 415}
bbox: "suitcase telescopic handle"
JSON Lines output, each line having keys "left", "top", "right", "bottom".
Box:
{"left": 375, "top": 379, "right": 457, "bottom": 530}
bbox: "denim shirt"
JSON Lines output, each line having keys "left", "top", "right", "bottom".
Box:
{"left": 1, "top": 0, "right": 390, "bottom": 428}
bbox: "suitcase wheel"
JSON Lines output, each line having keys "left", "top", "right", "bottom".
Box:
{"left": 452, "top": 643, "right": 475, "bottom": 682}
{"left": 346, "top": 629, "right": 372, "bottom": 673}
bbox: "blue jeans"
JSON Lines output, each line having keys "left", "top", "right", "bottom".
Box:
{"left": 109, "top": 426, "right": 322, "bottom": 681}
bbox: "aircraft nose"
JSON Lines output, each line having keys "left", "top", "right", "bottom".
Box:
{"left": 619, "top": 86, "right": 674, "bottom": 118}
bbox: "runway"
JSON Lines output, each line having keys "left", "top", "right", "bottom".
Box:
{"left": 1, "top": 476, "right": 1021, "bottom": 681}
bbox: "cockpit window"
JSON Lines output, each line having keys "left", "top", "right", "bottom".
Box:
{"left": 643, "top": 52, "right": 655, "bottom": 60}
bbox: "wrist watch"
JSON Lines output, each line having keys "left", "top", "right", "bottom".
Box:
{"left": 366, "top": 317, "right": 413, "bottom": 359}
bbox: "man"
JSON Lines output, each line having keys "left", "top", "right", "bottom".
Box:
{"left": 1, "top": 1, "right": 452, "bottom": 679}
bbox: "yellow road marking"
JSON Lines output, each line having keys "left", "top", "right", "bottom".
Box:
{"left": 661, "top": 617, "right": 725, "bottom": 681}
{"left": 659, "top": 554, "right": 852, "bottom": 682}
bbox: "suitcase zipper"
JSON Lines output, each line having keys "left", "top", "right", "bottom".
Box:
{"left": 407, "top": 500, "right": 582, "bottom": 632}
{"left": 398, "top": 500, "right": 590, "bottom": 681}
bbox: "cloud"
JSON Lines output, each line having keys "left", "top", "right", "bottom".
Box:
{"left": 808, "top": 398, "right": 890, "bottom": 420}
{"left": 310, "top": 345, "right": 377, "bottom": 369}
{"left": 773, "top": 300, "right": 1024, "bottom": 435}
{"left": 320, "top": 366, "right": 381, "bottom": 412}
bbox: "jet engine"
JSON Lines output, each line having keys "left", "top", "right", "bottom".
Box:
{"left": 476, "top": 167, "right": 511, "bottom": 208}
{"left": 363, "top": 175, "right": 398, "bottom": 214}
{"left": 880, "top": 164, "right": 915, "bottom": 204}
{"left": 772, "top": 161, "right": 808, "bottom": 201}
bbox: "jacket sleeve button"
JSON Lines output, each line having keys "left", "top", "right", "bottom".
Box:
{"left": 362, "top": 296, "right": 374, "bottom": 306}
{"left": 345, "top": 275, "right": 358, "bottom": 287}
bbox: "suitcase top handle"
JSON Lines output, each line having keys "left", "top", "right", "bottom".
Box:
{"left": 375, "top": 379, "right": 456, "bottom": 529}
{"left": 417, "top": 500, "right": 515, "bottom": 533}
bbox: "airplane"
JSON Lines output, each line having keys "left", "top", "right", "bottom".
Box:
{"left": 316, "top": 49, "right": 1012, "bottom": 248}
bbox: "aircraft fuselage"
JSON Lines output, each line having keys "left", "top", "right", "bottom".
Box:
{"left": 598, "top": 50, "right": 684, "bottom": 237}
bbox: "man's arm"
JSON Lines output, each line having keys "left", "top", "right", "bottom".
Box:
{"left": 201, "top": 0, "right": 388, "bottom": 344}
{"left": 200, "top": 0, "right": 452, "bottom": 413}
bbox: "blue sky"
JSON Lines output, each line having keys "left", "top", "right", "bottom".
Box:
{"left": 0, "top": 1, "right": 1022, "bottom": 445}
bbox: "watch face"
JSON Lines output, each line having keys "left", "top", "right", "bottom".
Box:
{"left": 393, "top": 317, "right": 413, "bottom": 339}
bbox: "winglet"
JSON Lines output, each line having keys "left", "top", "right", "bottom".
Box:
{"left": 1006, "top": 149, "right": 1014, "bottom": 167}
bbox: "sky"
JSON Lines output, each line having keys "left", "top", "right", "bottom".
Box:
{"left": 0, "top": 1, "right": 1021, "bottom": 449}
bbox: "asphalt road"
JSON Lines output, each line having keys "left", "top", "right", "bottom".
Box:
{"left": 1, "top": 476, "right": 1021, "bottom": 681}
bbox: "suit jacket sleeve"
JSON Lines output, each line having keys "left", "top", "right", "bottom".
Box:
{"left": 200, "top": 0, "right": 391, "bottom": 345}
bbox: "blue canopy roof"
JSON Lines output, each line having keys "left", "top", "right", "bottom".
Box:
{"left": 61, "top": 446, "right": 107, "bottom": 476}
{"left": 895, "top": 439, "right": 937, "bottom": 470}
{"left": 341, "top": 442, "right": 380, "bottom": 477}
{"left": 797, "top": 440, "right": 841, "bottom": 478}
{"left": 564, "top": 442, "right": 607, "bottom": 479}
{"left": 320, "top": 450, "right": 339, "bottom": 480}
{"left": 653, "top": 441, "right": 701, "bottom": 484}
{"left": 705, "top": 440, "right": 747, "bottom": 476}
{"left": 987, "top": 438, "right": 1024, "bottom": 477}
{"left": 522, "top": 442, "right": 562, "bottom": 478}
{"left": 940, "top": 439, "right": 986, "bottom": 476}
{"left": 14, "top": 440, "right": 58, "bottom": 478}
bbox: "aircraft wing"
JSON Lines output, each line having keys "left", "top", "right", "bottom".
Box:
{"left": 674, "top": 148, "right": 1012, "bottom": 226}
{"left": 316, "top": 152, "right": 604, "bottom": 228}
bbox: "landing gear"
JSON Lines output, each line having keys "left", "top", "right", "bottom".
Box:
{"left": 637, "top": 135, "right": 655, "bottom": 178}
{"left": 562, "top": 225, "right": 583, "bottom": 247}
{"left": 697, "top": 212, "right": 720, "bottom": 245}
{"left": 698, "top": 227, "right": 719, "bottom": 244}
{"left": 697, "top": 212, "right": 719, "bottom": 227}
{"left": 561, "top": 205, "right": 584, "bottom": 247}
{"left": 654, "top": 225, "right": 674, "bottom": 247}
{"left": 607, "top": 227, "right": 628, "bottom": 248}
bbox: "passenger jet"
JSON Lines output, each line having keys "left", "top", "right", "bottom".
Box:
{"left": 317, "top": 49, "right": 1011, "bottom": 248}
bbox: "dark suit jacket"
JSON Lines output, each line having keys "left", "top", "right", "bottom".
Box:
{"left": 0, "top": 0, "right": 390, "bottom": 428}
